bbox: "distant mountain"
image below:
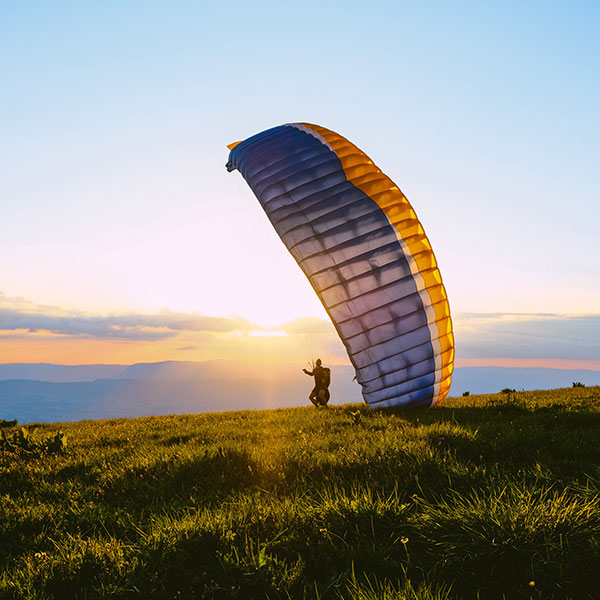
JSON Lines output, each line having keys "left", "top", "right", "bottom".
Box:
{"left": 0, "top": 364, "right": 362, "bottom": 424}
{"left": 0, "top": 363, "right": 127, "bottom": 382}
{"left": 449, "top": 367, "right": 600, "bottom": 395}
{"left": 112, "top": 360, "right": 250, "bottom": 381}
{"left": 0, "top": 361, "right": 598, "bottom": 424}
{"left": 0, "top": 360, "right": 324, "bottom": 383}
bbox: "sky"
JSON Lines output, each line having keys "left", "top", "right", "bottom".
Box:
{"left": 1, "top": 1, "right": 599, "bottom": 369}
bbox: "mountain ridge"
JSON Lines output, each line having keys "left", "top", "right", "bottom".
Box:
{"left": 0, "top": 361, "right": 599, "bottom": 424}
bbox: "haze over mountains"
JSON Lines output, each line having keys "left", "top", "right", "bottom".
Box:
{"left": 0, "top": 363, "right": 127, "bottom": 382}
{"left": 0, "top": 361, "right": 598, "bottom": 424}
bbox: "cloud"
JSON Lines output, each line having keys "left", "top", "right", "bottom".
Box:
{"left": 0, "top": 293, "right": 345, "bottom": 342}
{"left": 453, "top": 313, "right": 600, "bottom": 360}
{"left": 2, "top": 292, "right": 597, "bottom": 362}
{"left": 0, "top": 293, "right": 259, "bottom": 341}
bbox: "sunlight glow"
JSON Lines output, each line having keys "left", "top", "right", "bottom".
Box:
{"left": 248, "top": 331, "right": 287, "bottom": 337}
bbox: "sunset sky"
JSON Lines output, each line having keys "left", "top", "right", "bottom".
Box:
{"left": 1, "top": 1, "right": 599, "bottom": 369}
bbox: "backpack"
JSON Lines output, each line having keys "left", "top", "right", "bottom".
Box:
{"left": 319, "top": 367, "right": 331, "bottom": 388}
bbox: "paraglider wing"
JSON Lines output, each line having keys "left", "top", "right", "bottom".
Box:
{"left": 226, "top": 123, "right": 454, "bottom": 408}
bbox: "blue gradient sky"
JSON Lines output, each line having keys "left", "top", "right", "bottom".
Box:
{"left": 1, "top": 1, "right": 598, "bottom": 365}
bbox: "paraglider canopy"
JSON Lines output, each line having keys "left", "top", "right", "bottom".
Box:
{"left": 227, "top": 123, "right": 454, "bottom": 408}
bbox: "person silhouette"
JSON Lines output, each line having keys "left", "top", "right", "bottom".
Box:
{"left": 302, "top": 358, "right": 331, "bottom": 407}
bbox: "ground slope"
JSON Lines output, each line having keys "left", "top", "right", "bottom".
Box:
{"left": 1, "top": 387, "right": 599, "bottom": 599}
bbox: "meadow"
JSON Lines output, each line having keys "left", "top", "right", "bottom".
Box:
{"left": 1, "top": 386, "right": 599, "bottom": 599}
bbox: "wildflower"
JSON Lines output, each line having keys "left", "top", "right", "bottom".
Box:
{"left": 529, "top": 581, "right": 535, "bottom": 587}
{"left": 319, "top": 528, "right": 328, "bottom": 534}
{"left": 401, "top": 536, "right": 409, "bottom": 544}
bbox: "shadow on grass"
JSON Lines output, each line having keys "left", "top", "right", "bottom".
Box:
{"left": 378, "top": 403, "right": 600, "bottom": 480}
{"left": 95, "top": 402, "right": 600, "bottom": 510}
{"left": 264, "top": 401, "right": 600, "bottom": 501}
{"left": 102, "top": 446, "right": 256, "bottom": 509}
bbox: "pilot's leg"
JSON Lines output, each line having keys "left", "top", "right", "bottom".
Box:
{"left": 318, "top": 388, "right": 330, "bottom": 407}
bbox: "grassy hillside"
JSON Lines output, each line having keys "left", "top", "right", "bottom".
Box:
{"left": 1, "top": 387, "right": 599, "bottom": 599}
